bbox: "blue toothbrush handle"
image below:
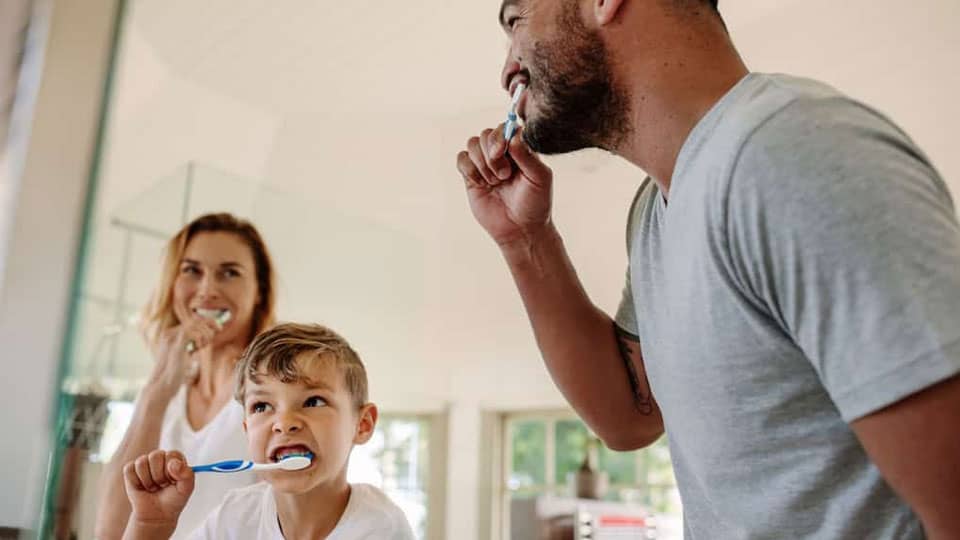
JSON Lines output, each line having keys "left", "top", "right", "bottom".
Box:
{"left": 504, "top": 112, "right": 519, "bottom": 142}
{"left": 191, "top": 459, "right": 254, "bottom": 473}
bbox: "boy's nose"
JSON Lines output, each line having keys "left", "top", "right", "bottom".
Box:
{"left": 272, "top": 415, "right": 303, "bottom": 433}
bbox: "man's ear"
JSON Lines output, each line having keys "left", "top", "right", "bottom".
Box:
{"left": 353, "top": 403, "right": 379, "bottom": 445}
{"left": 594, "top": 0, "right": 627, "bottom": 26}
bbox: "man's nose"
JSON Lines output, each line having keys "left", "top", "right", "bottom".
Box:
{"left": 501, "top": 53, "right": 522, "bottom": 92}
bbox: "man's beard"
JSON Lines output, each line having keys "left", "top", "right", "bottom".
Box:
{"left": 522, "top": 2, "right": 631, "bottom": 155}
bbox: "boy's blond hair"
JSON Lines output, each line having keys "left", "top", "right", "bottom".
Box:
{"left": 235, "top": 323, "right": 368, "bottom": 409}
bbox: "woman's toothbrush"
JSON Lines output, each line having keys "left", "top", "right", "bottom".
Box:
{"left": 185, "top": 309, "right": 232, "bottom": 353}
{"left": 194, "top": 308, "right": 232, "bottom": 329}
{"left": 504, "top": 83, "right": 526, "bottom": 144}
{"left": 191, "top": 453, "right": 312, "bottom": 473}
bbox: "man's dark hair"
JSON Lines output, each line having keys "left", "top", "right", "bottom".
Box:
{"left": 676, "top": 0, "right": 722, "bottom": 22}
{"left": 691, "top": 0, "right": 719, "bottom": 11}
{"left": 674, "top": 0, "right": 719, "bottom": 12}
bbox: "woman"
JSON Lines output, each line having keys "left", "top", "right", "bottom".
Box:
{"left": 95, "top": 213, "right": 277, "bottom": 539}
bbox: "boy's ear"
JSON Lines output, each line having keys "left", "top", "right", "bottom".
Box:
{"left": 353, "top": 403, "right": 378, "bottom": 445}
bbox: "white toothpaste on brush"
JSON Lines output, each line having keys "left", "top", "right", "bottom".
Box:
{"left": 504, "top": 83, "right": 526, "bottom": 143}
{"left": 195, "top": 308, "right": 232, "bottom": 329}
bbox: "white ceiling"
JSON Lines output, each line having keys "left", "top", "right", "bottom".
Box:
{"left": 82, "top": 0, "right": 960, "bottom": 410}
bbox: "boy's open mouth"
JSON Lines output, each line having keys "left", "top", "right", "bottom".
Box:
{"left": 269, "top": 444, "right": 314, "bottom": 463}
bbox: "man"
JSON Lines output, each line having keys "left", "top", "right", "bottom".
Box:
{"left": 455, "top": 0, "right": 960, "bottom": 537}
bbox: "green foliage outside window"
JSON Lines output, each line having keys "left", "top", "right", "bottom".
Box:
{"left": 510, "top": 420, "right": 546, "bottom": 488}
{"left": 508, "top": 415, "right": 678, "bottom": 515}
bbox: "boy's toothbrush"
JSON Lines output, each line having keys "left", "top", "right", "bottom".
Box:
{"left": 191, "top": 453, "right": 312, "bottom": 473}
{"left": 503, "top": 83, "right": 526, "bottom": 144}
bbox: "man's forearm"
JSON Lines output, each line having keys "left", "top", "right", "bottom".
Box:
{"left": 500, "top": 223, "right": 663, "bottom": 449}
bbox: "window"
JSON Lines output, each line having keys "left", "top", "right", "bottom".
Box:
{"left": 348, "top": 415, "right": 432, "bottom": 539}
{"left": 501, "top": 412, "right": 682, "bottom": 539}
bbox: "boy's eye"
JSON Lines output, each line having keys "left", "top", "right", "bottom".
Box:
{"left": 250, "top": 402, "right": 271, "bottom": 414}
{"left": 507, "top": 16, "right": 520, "bottom": 30}
{"left": 304, "top": 396, "right": 327, "bottom": 408}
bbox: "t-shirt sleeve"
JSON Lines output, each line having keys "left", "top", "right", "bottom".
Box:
{"left": 615, "top": 267, "right": 638, "bottom": 335}
{"left": 182, "top": 487, "right": 247, "bottom": 540}
{"left": 388, "top": 519, "right": 417, "bottom": 540}
{"left": 614, "top": 179, "right": 653, "bottom": 336}
{"left": 726, "top": 97, "right": 960, "bottom": 422}
{"left": 349, "top": 484, "right": 417, "bottom": 540}
{"left": 183, "top": 502, "right": 222, "bottom": 540}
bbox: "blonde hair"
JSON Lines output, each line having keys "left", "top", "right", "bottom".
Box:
{"left": 142, "top": 213, "right": 277, "bottom": 347}
{"left": 234, "top": 323, "right": 369, "bottom": 410}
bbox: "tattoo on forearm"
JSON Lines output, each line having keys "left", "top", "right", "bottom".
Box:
{"left": 613, "top": 323, "right": 654, "bottom": 415}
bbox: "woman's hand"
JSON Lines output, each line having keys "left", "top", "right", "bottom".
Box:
{"left": 144, "top": 316, "right": 220, "bottom": 402}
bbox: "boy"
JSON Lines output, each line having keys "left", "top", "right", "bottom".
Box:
{"left": 121, "top": 323, "right": 416, "bottom": 540}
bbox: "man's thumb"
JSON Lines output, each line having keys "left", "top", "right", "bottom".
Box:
{"left": 507, "top": 127, "right": 552, "bottom": 188}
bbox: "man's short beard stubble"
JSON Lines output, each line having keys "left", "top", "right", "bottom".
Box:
{"left": 522, "top": 2, "right": 631, "bottom": 155}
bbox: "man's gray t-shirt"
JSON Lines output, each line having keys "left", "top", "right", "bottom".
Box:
{"left": 615, "top": 73, "right": 960, "bottom": 539}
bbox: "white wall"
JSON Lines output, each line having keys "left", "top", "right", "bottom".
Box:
{"left": 0, "top": 0, "right": 33, "bottom": 295}
{"left": 0, "top": 0, "right": 32, "bottom": 152}
{"left": 0, "top": 0, "right": 121, "bottom": 531}
{"left": 727, "top": 0, "right": 960, "bottom": 195}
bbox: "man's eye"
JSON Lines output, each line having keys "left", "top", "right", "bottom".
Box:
{"left": 251, "top": 402, "right": 270, "bottom": 414}
{"left": 304, "top": 396, "right": 328, "bottom": 408}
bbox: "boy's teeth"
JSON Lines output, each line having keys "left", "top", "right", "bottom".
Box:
{"left": 275, "top": 446, "right": 311, "bottom": 460}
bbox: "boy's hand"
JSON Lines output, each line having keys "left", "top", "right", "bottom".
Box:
{"left": 123, "top": 450, "right": 195, "bottom": 530}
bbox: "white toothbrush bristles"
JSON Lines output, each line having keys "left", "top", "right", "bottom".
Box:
{"left": 510, "top": 83, "right": 526, "bottom": 109}
{"left": 505, "top": 83, "right": 526, "bottom": 143}
{"left": 277, "top": 455, "right": 311, "bottom": 471}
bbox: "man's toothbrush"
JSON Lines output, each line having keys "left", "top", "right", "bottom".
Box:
{"left": 504, "top": 83, "right": 526, "bottom": 144}
{"left": 191, "top": 453, "right": 312, "bottom": 473}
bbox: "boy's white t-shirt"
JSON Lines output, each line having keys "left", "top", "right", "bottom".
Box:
{"left": 156, "top": 386, "right": 256, "bottom": 539}
{"left": 186, "top": 482, "right": 416, "bottom": 540}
